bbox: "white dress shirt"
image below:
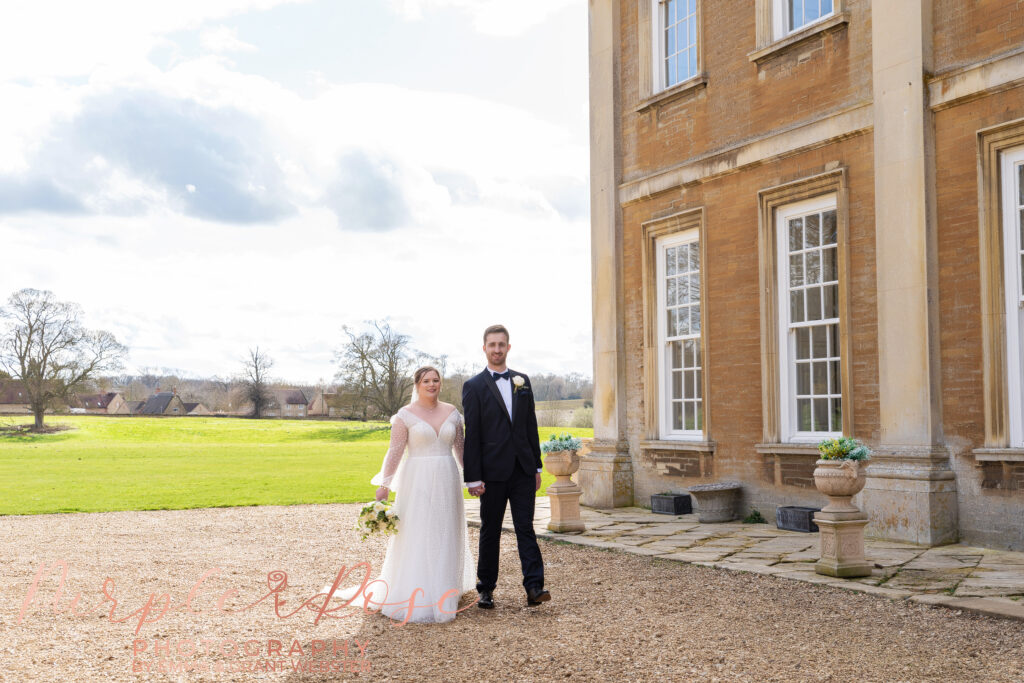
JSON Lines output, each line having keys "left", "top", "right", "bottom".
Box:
{"left": 466, "top": 368, "right": 542, "bottom": 490}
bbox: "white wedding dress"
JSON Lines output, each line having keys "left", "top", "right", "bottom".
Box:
{"left": 323, "top": 405, "right": 475, "bottom": 624}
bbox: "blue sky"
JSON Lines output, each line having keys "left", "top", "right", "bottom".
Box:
{"left": 0, "top": 0, "right": 591, "bottom": 383}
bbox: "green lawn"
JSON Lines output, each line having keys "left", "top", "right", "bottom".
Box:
{"left": 0, "top": 416, "right": 593, "bottom": 515}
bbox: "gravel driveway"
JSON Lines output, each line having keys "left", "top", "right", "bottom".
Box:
{"left": 1, "top": 503, "right": 1022, "bottom": 682}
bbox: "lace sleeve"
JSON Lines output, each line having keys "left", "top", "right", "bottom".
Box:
{"left": 371, "top": 413, "right": 408, "bottom": 488}
{"left": 453, "top": 412, "right": 465, "bottom": 469}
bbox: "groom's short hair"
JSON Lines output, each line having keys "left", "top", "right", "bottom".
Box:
{"left": 483, "top": 324, "right": 509, "bottom": 343}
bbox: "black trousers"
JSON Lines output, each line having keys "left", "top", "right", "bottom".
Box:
{"left": 476, "top": 459, "right": 544, "bottom": 593}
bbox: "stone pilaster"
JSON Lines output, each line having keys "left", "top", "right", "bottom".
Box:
{"left": 583, "top": 0, "right": 633, "bottom": 508}
{"left": 863, "top": 0, "right": 957, "bottom": 545}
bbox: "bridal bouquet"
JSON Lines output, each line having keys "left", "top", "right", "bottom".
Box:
{"left": 356, "top": 501, "right": 400, "bottom": 540}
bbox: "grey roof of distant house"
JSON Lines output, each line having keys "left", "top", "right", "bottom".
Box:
{"left": 125, "top": 400, "right": 146, "bottom": 414}
{"left": 0, "top": 380, "right": 29, "bottom": 404}
{"left": 141, "top": 392, "right": 177, "bottom": 415}
{"left": 78, "top": 392, "right": 119, "bottom": 409}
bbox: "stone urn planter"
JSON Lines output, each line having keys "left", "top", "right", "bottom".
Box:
{"left": 543, "top": 449, "right": 585, "bottom": 533}
{"left": 812, "top": 459, "right": 866, "bottom": 513}
{"left": 687, "top": 482, "right": 742, "bottom": 523}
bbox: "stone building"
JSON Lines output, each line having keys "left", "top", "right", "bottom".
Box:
{"left": 76, "top": 392, "right": 130, "bottom": 415}
{"left": 141, "top": 392, "right": 187, "bottom": 416}
{"left": 583, "top": 0, "right": 1024, "bottom": 550}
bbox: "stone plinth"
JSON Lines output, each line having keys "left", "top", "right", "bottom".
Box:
{"left": 545, "top": 450, "right": 586, "bottom": 533}
{"left": 578, "top": 440, "right": 633, "bottom": 508}
{"left": 815, "top": 511, "right": 872, "bottom": 578}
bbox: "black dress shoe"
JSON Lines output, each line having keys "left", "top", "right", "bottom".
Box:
{"left": 477, "top": 590, "right": 494, "bottom": 609}
{"left": 526, "top": 587, "right": 550, "bottom": 606}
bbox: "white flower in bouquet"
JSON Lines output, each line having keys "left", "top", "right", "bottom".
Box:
{"left": 356, "top": 501, "right": 400, "bottom": 541}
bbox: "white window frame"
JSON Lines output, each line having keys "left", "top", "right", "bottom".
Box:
{"left": 651, "top": 0, "right": 700, "bottom": 94}
{"left": 656, "top": 228, "right": 702, "bottom": 440}
{"left": 772, "top": 0, "right": 835, "bottom": 40}
{"left": 776, "top": 193, "right": 841, "bottom": 443}
{"left": 1001, "top": 146, "right": 1024, "bottom": 447}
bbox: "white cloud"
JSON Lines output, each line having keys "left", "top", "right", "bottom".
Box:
{"left": 0, "top": 0, "right": 303, "bottom": 80}
{"left": 200, "top": 26, "right": 258, "bottom": 53}
{"left": 386, "top": 0, "right": 579, "bottom": 36}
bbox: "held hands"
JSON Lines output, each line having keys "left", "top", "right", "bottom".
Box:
{"left": 375, "top": 486, "right": 390, "bottom": 502}
{"left": 468, "top": 484, "right": 486, "bottom": 497}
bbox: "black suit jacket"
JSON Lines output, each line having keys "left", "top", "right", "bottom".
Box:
{"left": 462, "top": 368, "right": 542, "bottom": 482}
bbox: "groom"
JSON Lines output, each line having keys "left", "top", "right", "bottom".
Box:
{"left": 463, "top": 324, "right": 550, "bottom": 608}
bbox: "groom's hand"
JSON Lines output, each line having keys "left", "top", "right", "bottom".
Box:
{"left": 469, "top": 484, "right": 485, "bottom": 496}
{"left": 535, "top": 473, "right": 542, "bottom": 491}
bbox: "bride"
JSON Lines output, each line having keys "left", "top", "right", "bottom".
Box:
{"left": 321, "top": 366, "right": 475, "bottom": 623}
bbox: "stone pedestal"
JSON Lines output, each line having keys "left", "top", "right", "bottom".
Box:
{"left": 815, "top": 511, "right": 872, "bottom": 578}
{"left": 860, "top": 448, "right": 958, "bottom": 546}
{"left": 578, "top": 440, "right": 633, "bottom": 508}
{"left": 547, "top": 485, "right": 586, "bottom": 533}
{"left": 545, "top": 450, "right": 586, "bottom": 533}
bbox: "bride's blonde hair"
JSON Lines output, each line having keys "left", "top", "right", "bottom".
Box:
{"left": 413, "top": 366, "right": 441, "bottom": 385}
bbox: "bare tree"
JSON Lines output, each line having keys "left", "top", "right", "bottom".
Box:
{"left": 334, "top": 321, "right": 415, "bottom": 419}
{"left": 241, "top": 347, "right": 274, "bottom": 418}
{"left": 0, "top": 288, "right": 126, "bottom": 430}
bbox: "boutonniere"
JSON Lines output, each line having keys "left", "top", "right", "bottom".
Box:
{"left": 512, "top": 375, "right": 526, "bottom": 393}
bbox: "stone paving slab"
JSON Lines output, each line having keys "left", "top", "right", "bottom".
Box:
{"left": 463, "top": 499, "right": 1024, "bottom": 622}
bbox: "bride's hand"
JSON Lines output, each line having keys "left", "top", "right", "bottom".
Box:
{"left": 375, "top": 486, "right": 390, "bottom": 502}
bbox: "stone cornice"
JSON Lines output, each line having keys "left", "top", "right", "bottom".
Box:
{"left": 618, "top": 102, "right": 873, "bottom": 205}
{"left": 928, "top": 46, "right": 1024, "bottom": 112}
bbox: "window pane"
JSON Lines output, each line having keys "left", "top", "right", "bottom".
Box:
{"left": 813, "top": 398, "right": 829, "bottom": 431}
{"left": 671, "top": 340, "right": 682, "bottom": 367}
{"left": 822, "top": 283, "right": 837, "bottom": 318}
{"left": 672, "top": 371, "right": 682, "bottom": 399}
{"left": 666, "top": 247, "right": 677, "bottom": 276}
{"left": 811, "top": 325, "right": 828, "bottom": 358}
{"left": 790, "top": 0, "right": 803, "bottom": 28}
{"left": 813, "top": 361, "right": 828, "bottom": 394}
{"left": 687, "top": 0, "right": 695, "bottom": 17}
{"left": 829, "top": 324, "right": 840, "bottom": 359}
{"left": 688, "top": 19, "right": 696, "bottom": 48}
{"left": 807, "top": 287, "right": 822, "bottom": 320}
{"left": 806, "top": 250, "right": 821, "bottom": 284}
{"left": 797, "top": 398, "right": 812, "bottom": 431}
{"left": 667, "top": 25, "right": 676, "bottom": 54}
{"left": 667, "top": 54, "right": 677, "bottom": 86}
{"left": 683, "top": 370, "right": 694, "bottom": 399}
{"left": 689, "top": 273, "right": 700, "bottom": 302}
{"left": 684, "top": 401, "right": 695, "bottom": 430}
{"left": 789, "top": 217, "right": 803, "bottom": 251}
{"left": 805, "top": 213, "right": 820, "bottom": 248}
{"left": 691, "top": 304, "right": 701, "bottom": 333}
{"left": 797, "top": 363, "right": 810, "bottom": 394}
{"left": 790, "top": 253, "right": 804, "bottom": 287}
{"left": 796, "top": 327, "right": 810, "bottom": 359}
{"left": 688, "top": 47, "right": 697, "bottom": 77}
{"left": 673, "top": 401, "right": 682, "bottom": 430}
{"left": 831, "top": 398, "right": 842, "bottom": 431}
{"left": 822, "top": 246, "right": 837, "bottom": 282}
{"left": 696, "top": 402, "right": 703, "bottom": 430}
{"left": 822, "top": 210, "right": 837, "bottom": 244}
{"left": 677, "top": 308, "right": 690, "bottom": 335}
{"left": 688, "top": 242, "right": 699, "bottom": 271}
{"left": 666, "top": 277, "right": 677, "bottom": 306}
{"left": 694, "top": 343, "right": 701, "bottom": 368}
{"left": 676, "top": 276, "right": 688, "bottom": 304}
{"left": 667, "top": 309, "right": 677, "bottom": 336}
{"left": 822, "top": 0, "right": 833, "bottom": 16}
{"left": 791, "top": 290, "right": 805, "bottom": 323}
{"left": 684, "top": 338, "right": 695, "bottom": 367}
{"left": 677, "top": 245, "right": 688, "bottom": 273}
{"left": 668, "top": 0, "right": 676, "bottom": 25}
{"left": 830, "top": 360, "right": 841, "bottom": 393}
{"left": 695, "top": 369, "right": 702, "bottom": 398}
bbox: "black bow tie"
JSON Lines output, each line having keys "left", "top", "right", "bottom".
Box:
{"left": 492, "top": 371, "right": 510, "bottom": 381}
